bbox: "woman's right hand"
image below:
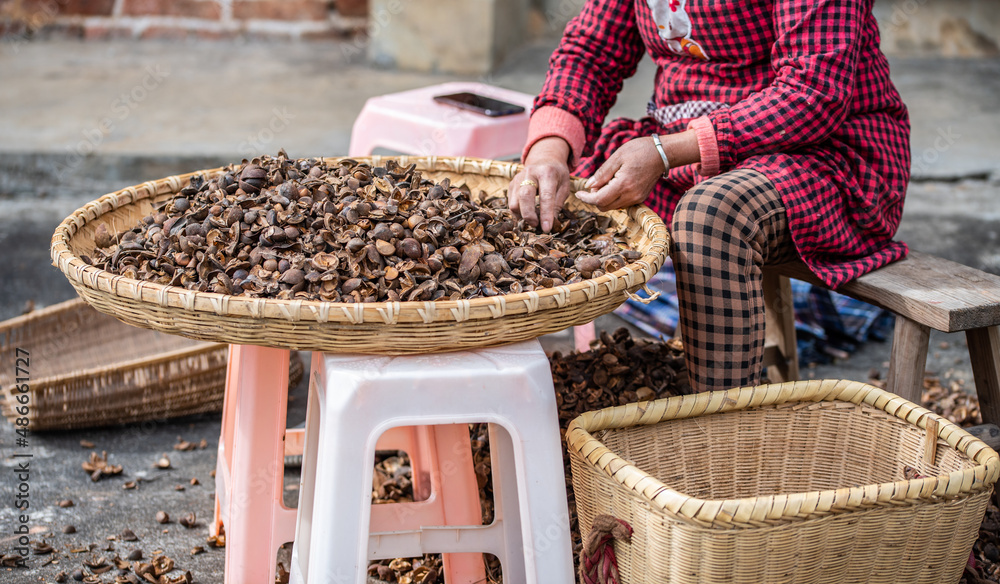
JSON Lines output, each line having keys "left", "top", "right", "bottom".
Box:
{"left": 507, "top": 136, "right": 572, "bottom": 233}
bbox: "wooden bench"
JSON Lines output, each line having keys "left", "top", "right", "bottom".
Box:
{"left": 762, "top": 251, "right": 1000, "bottom": 425}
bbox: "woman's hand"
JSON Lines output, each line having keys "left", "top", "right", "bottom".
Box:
{"left": 507, "top": 137, "right": 572, "bottom": 233}
{"left": 575, "top": 136, "right": 665, "bottom": 212}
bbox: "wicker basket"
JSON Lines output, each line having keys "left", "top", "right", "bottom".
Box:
{"left": 50, "top": 156, "right": 669, "bottom": 354}
{"left": 566, "top": 380, "right": 1000, "bottom": 584}
{"left": 0, "top": 298, "right": 303, "bottom": 430}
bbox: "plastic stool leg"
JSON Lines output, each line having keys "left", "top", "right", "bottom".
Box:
{"left": 295, "top": 353, "right": 379, "bottom": 583}
{"left": 374, "top": 425, "right": 434, "bottom": 502}
{"left": 487, "top": 346, "right": 573, "bottom": 583}
{"left": 573, "top": 323, "right": 596, "bottom": 353}
{"left": 224, "top": 345, "right": 295, "bottom": 584}
{"left": 213, "top": 344, "right": 243, "bottom": 538}
{"left": 304, "top": 403, "right": 374, "bottom": 582}
{"left": 431, "top": 424, "right": 487, "bottom": 583}
{"left": 487, "top": 423, "right": 527, "bottom": 580}
{"left": 502, "top": 417, "right": 574, "bottom": 583}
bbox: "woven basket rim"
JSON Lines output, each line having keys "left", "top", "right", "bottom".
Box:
{"left": 566, "top": 379, "right": 1000, "bottom": 528}
{"left": 49, "top": 155, "right": 669, "bottom": 329}
{"left": 0, "top": 297, "right": 226, "bottom": 395}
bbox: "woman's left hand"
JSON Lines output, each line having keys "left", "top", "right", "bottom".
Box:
{"left": 575, "top": 136, "right": 665, "bottom": 211}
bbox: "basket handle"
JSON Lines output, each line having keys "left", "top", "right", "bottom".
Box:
{"left": 579, "top": 514, "right": 633, "bottom": 584}
{"left": 625, "top": 284, "right": 661, "bottom": 305}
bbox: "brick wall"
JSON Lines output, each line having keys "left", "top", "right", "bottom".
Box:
{"left": 0, "top": 0, "right": 369, "bottom": 41}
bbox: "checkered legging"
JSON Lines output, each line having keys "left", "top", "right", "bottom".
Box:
{"left": 670, "top": 169, "right": 799, "bottom": 392}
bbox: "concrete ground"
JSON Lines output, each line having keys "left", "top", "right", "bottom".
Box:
{"left": 0, "top": 37, "right": 998, "bottom": 583}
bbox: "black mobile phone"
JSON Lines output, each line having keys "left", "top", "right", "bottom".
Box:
{"left": 433, "top": 92, "right": 526, "bottom": 117}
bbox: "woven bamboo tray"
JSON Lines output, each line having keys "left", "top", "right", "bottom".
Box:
{"left": 50, "top": 156, "right": 668, "bottom": 354}
{"left": 0, "top": 298, "right": 303, "bottom": 430}
{"left": 567, "top": 379, "right": 1000, "bottom": 584}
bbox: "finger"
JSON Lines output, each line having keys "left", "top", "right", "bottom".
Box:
{"left": 507, "top": 173, "right": 524, "bottom": 219}
{"left": 595, "top": 190, "right": 632, "bottom": 212}
{"left": 576, "top": 173, "right": 624, "bottom": 209}
{"left": 583, "top": 152, "right": 622, "bottom": 190}
{"left": 516, "top": 176, "right": 540, "bottom": 228}
{"left": 538, "top": 172, "right": 569, "bottom": 233}
{"left": 508, "top": 172, "right": 536, "bottom": 218}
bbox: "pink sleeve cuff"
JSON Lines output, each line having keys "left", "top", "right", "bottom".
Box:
{"left": 522, "top": 106, "right": 587, "bottom": 168}
{"left": 687, "top": 116, "right": 721, "bottom": 176}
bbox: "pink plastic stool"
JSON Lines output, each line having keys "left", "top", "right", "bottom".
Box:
{"left": 574, "top": 322, "right": 597, "bottom": 352}
{"left": 213, "top": 346, "right": 485, "bottom": 584}
{"left": 348, "top": 81, "right": 534, "bottom": 159}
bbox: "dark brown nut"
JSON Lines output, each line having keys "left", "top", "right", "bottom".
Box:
{"left": 120, "top": 528, "right": 138, "bottom": 542}
{"left": 346, "top": 238, "right": 366, "bottom": 253}
{"left": 279, "top": 269, "right": 305, "bottom": 286}
{"left": 342, "top": 278, "right": 363, "bottom": 294}
{"left": 539, "top": 256, "right": 561, "bottom": 274}
{"left": 574, "top": 255, "right": 601, "bottom": 276}
{"left": 481, "top": 253, "right": 508, "bottom": 278}
{"left": 238, "top": 165, "right": 267, "bottom": 194}
{"left": 225, "top": 206, "right": 244, "bottom": 226}
{"left": 441, "top": 246, "right": 461, "bottom": 264}
{"left": 178, "top": 513, "right": 198, "bottom": 529}
{"left": 369, "top": 223, "right": 392, "bottom": 242}
{"left": 458, "top": 246, "right": 483, "bottom": 284}
{"left": 400, "top": 238, "right": 422, "bottom": 259}
{"left": 95, "top": 224, "right": 114, "bottom": 248}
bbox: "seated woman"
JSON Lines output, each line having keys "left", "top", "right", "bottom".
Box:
{"left": 508, "top": 0, "right": 910, "bottom": 392}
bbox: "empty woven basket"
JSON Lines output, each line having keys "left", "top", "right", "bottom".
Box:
{"left": 566, "top": 379, "right": 999, "bottom": 584}
{"left": 0, "top": 298, "right": 303, "bottom": 430}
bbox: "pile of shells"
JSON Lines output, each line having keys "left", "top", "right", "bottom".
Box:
{"left": 549, "top": 328, "right": 692, "bottom": 422}
{"left": 84, "top": 152, "right": 640, "bottom": 303}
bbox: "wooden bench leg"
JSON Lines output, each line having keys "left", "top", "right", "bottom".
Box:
{"left": 886, "top": 317, "right": 930, "bottom": 404}
{"left": 968, "top": 325, "right": 1000, "bottom": 426}
{"left": 763, "top": 272, "right": 799, "bottom": 383}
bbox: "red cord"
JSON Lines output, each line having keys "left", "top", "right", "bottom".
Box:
{"left": 579, "top": 515, "right": 633, "bottom": 584}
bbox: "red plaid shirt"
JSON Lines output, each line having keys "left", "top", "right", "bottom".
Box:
{"left": 532, "top": 0, "right": 911, "bottom": 289}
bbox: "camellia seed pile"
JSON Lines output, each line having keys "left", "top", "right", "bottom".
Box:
{"left": 84, "top": 152, "right": 642, "bottom": 303}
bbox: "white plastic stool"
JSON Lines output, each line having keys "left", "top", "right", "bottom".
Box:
{"left": 348, "top": 81, "right": 534, "bottom": 159}
{"left": 290, "top": 339, "right": 575, "bottom": 584}
{"left": 213, "top": 346, "right": 484, "bottom": 584}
